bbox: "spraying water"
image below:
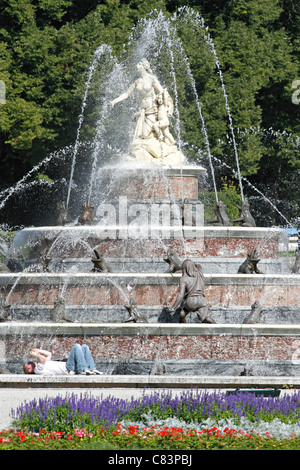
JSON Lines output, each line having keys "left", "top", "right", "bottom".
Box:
{"left": 186, "top": 140, "right": 292, "bottom": 226}
{"left": 178, "top": 7, "right": 245, "bottom": 201}
{"left": 66, "top": 44, "right": 114, "bottom": 208}
{"left": 0, "top": 145, "right": 73, "bottom": 212}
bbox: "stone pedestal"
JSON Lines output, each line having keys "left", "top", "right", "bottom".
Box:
{"left": 100, "top": 164, "right": 204, "bottom": 200}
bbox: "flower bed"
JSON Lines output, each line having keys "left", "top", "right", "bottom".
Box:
{"left": 1, "top": 424, "right": 300, "bottom": 450}
{"left": 3, "top": 388, "right": 300, "bottom": 450}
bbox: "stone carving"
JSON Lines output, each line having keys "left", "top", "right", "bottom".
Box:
{"left": 291, "top": 250, "right": 300, "bottom": 274}
{"left": 234, "top": 366, "right": 259, "bottom": 376}
{"left": 0, "top": 364, "right": 10, "bottom": 374}
{"left": 123, "top": 297, "right": 148, "bottom": 323}
{"left": 164, "top": 248, "right": 183, "bottom": 273}
{"left": 208, "top": 200, "right": 231, "bottom": 226}
{"left": 50, "top": 296, "right": 73, "bottom": 323}
{"left": 56, "top": 201, "right": 71, "bottom": 226}
{"left": 238, "top": 249, "right": 263, "bottom": 274}
{"left": 6, "top": 258, "right": 23, "bottom": 272}
{"left": 91, "top": 248, "right": 112, "bottom": 273}
{"left": 243, "top": 301, "right": 264, "bottom": 324}
{"left": 0, "top": 296, "right": 11, "bottom": 322}
{"left": 166, "top": 259, "right": 216, "bottom": 324}
{"left": 38, "top": 252, "right": 52, "bottom": 272}
{"left": 231, "top": 198, "right": 256, "bottom": 227}
{"left": 152, "top": 90, "right": 176, "bottom": 145}
{"left": 110, "top": 58, "right": 185, "bottom": 166}
{"left": 77, "top": 200, "right": 98, "bottom": 226}
{"left": 29, "top": 250, "right": 52, "bottom": 273}
{"left": 0, "top": 262, "right": 11, "bottom": 273}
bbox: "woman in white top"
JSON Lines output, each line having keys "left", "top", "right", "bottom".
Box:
{"left": 23, "top": 344, "right": 102, "bottom": 375}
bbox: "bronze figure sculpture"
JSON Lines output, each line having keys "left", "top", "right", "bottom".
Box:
{"left": 231, "top": 198, "right": 256, "bottom": 227}
{"left": 123, "top": 297, "right": 148, "bottom": 323}
{"left": 0, "top": 296, "right": 11, "bottom": 322}
{"left": 238, "top": 249, "right": 263, "bottom": 274}
{"left": 91, "top": 248, "right": 112, "bottom": 273}
{"left": 291, "top": 249, "right": 300, "bottom": 274}
{"left": 243, "top": 301, "right": 264, "bottom": 324}
{"left": 166, "top": 259, "right": 216, "bottom": 323}
{"left": 164, "top": 248, "right": 183, "bottom": 273}
{"left": 208, "top": 200, "right": 231, "bottom": 226}
{"left": 56, "top": 201, "right": 71, "bottom": 226}
{"left": 50, "top": 296, "right": 73, "bottom": 323}
{"left": 77, "top": 200, "right": 98, "bottom": 226}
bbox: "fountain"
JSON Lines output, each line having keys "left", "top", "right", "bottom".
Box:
{"left": 0, "top": 9, "right": 299, "bottom": 390}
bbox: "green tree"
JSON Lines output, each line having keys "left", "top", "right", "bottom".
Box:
{"left": 0, "top": 0, "right": 299, "bottom": 226}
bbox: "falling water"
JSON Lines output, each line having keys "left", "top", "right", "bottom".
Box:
{"left": 0, "top": 8, "right": 296, "bottom": 233}
{"left": 178, "top": 7, "right": 245, "bottom": 201}
{"left": 1, "top": 9, "right": 299, "bottom": 381}
{"left": 210, "top": 153, "right": 292, "bottom": 226}
{"left": 0, "top": 145, "right": 73, "bottom": 213}
{"left": 66, "top": 44, "right": 114, "bottom": 208}
{"left": 206, "top": 37, "right": 244, "bottom": 202}
{"left": 162, "top": 17, "right": 187, "bottom": 216}
{"left": 86, "top": 57, "right": 124, "bottom": 204}
{"left": 162, "top": 20, "right": 182, "bottom": 151}
{"left": 4, "top": 275, "right": 22, "bottom": 306}
{"left": 84, "top": 12, "right": 222, "bottom": 259}
{"left": 167, "top": 15, "right": 219, "bottom": 203}
{"left": 185, "top": 138, "right": 292, "bottom": 226}
{"left": 105, "top": 275, "right": 131, "bottom": 303}
{"left": 145, "top": 12, "right": 219, "bottom": 204}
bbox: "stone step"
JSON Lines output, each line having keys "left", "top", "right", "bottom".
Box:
{"left": 0, "top": 373, "right": 299, "bottom": 389}
{"left": 4, "top": 358, "right": 300, "bottom": 377}
{"left": 31, "top": 256, "right": 289, "bottom": 274}
{"left": 2, "top": 321, "right": 300, "bottom": 334}
{"left": 11, "top": 226, "right": 285, "bottom": 263}
{"left": 1, "top": 273, "right": 299, "bottom": 308}
{"left": 6, "top": 305, "right": 300, "bottom": 324}
{"left": 1, "top": 323, "right": 300, "bottom": 377}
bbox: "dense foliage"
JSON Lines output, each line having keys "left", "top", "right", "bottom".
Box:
{"left": 0, "top": 0, "right": 299, "bottom": 227}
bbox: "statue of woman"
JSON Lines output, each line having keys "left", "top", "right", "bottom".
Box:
{"left": 110, "top": 58, "right": 164, "bottom": 141}
{"left": 110, "top": 58, "right": 185, "bottom": 165}
{"left": 166, "top": 259, "right": 216, "bottom": 324}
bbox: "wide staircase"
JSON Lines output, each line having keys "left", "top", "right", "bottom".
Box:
{"left": 0, "top": 164, "right": 299, "bottom": 390}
